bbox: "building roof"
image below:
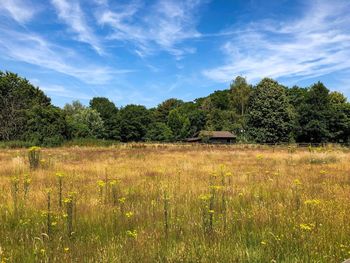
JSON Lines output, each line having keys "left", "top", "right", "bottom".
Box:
{"left": 185, "top": 131, "right": 236, "bottom": 142}
{"left": 199, "top": 131, "right": 236, "bottom": 138}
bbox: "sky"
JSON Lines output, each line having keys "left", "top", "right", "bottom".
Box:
{"left": 0, "top": 0, "right": 350, "bottom": 108}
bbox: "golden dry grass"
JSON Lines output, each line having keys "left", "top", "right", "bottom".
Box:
{"left": 0, "top": 144, "right": 350, "bottom": 262}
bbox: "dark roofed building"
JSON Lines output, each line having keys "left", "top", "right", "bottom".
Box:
{"left": 186, "top": 131, "right": 236, "bottom": 144}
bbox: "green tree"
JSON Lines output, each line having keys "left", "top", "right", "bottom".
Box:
{"left": 155, "top": 98, "right": 184, "bottom": 122}
{"left": 145, "top": 122, "right": 174, "bottom": 142}
{"left": 67, "top": 108, "right": 104, "bottom": 139}
{"left": 298, "top": 82, "right": 331, "bottom": 142}
{"left": 329, "top": 91, "right": 347, "bottom": 104}
{"left": 230, "top": 76, "right": 252, "bottom": 115}
{"left": 247, "top": 78, "right": 294, "bottom": 143}
{"left": 23, "top": 106, "right": 68, "bottom": 146}
{"left": 328, "top": 92, "right": 350, "bottom": 142}
{"left": 0, "top": 71, "right": 50, "bottom": 140}
{"left": 118, "top": 105, "right": 152, "bottom": 141}
{"left": 89, "top": 97, "right": 120, "bottom": 140}
{"left": 167, "top": 109, "right": 191, "bottom": 140}
{"left": 208, "top": 90, "right": 231, "bottom": 110}
{"left": 63, "top": 100, "right": 85, "bottom": 116}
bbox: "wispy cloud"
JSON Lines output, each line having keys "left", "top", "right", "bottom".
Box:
{"left": 203, "top": 0, "right": 350, "bottom": 84}
{"left": 51, "top": 0, "right": 103, "bottom": 55}
{"left": 0, "top": 28, "right": 130, "bottom": 85}
{"left": 96, "top": 0, "right": 203, "bottom": 58}
{"left": 0, "top": 0, "right": 36, "bottom": 23}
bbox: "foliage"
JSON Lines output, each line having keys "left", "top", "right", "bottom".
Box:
{"left": 23, "top": 105, "right": 67, "bottom": 146}
{"left": 89, "top": 97, "right": 120, "bottom": 140}
{"left": 145, "top": 122, "right": 174, "bottom": 142}
{"left": 167, "top": 109, "right": 191, "bottom": 140}
{"left": 297, "top": 82, "right": 331, "bottom": 143}
{"left": 0, "top": 71, "right": 51, "bottom": 141}
{"left": 247, "top": 78, "right": 295, "bottom": 143}
{"left": 230, "top": 76, "right": 252, "bottom": 115}
{"left": 118, "top": 105, "right": 152, "bottom": 141}
{"left": 1, "top": 71, "right": 350, "bottom": 145}
{"left": 154, "top": 98, "right": 184, "bottom": 122}
{"left": 66, "top": 108, "right": 104, "bottom": 139}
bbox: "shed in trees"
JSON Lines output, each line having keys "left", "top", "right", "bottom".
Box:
{"left": 186, "top": 131, "right": 236, "bottom": 144}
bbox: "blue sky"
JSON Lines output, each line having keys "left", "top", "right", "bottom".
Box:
{"left": 1, "top": 0, "right": 350, "bottom": 108}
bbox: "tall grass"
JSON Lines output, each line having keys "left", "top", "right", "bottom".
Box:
{"left": 0, "top": 145, "right": 349, "bottom": 262}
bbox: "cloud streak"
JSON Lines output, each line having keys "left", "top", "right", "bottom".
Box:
{"left": 96, "top": 0, "right": 203, "bottom": 58}
{"left": 0, "top": 28, "right": 130, "bottom": 85}
{"left": 0, "top": 0, "right": 36, "bottom": 23}
{"left": 203, "top": 0, "right": 350, "bottom": 84}
{"left": 51, "top": 0, "right": 103, "bottom": 55}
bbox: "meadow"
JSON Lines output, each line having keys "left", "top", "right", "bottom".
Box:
{"left": 0, "top": 144, "right": 350, "bottom": 262}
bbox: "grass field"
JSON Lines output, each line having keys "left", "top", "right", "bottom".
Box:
{"left": 0, "top": 144, "right": 350, "bottom": 262}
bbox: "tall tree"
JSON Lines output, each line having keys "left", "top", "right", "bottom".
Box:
{"left": 298, "top": 82, "right": 331, "bottom": 142}
{"left": 247, "top": 78, "right": 294, "bottom": 143}
{"left": 155, "top": 98, "right": 184, "bottom": 123}
{"left": 118, "top": 105, "right": 152, "bottom": 141}
{"left": 230, "top": 76, "right": 252, "bottom": 115}
{"left": 89, "top": 97, "right": 119, "bottom": 140}
{"left": 0, "top": 71, "right": 50, "bottom": 140}
{"left": 167, "top": 109, "right": 191, "bottom": 140}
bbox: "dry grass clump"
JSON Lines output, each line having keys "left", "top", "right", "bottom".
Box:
{"left": 0, "top": 144, "right": 350, "bottom": 262}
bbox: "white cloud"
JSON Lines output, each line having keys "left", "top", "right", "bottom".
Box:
{"left": 0, "top": 0, "right": 36, "bottom": 23}
{"left": 51, "top": 0, "right": 103, "bottom": 55}
{"left": 96, "top": 0, "right": 203, "bottom": 58}
{"left": 0, "top": 28, "right": 130, "bottom": 85}
{"left": 203, "top": 0, "right": 350, "bottom": 84}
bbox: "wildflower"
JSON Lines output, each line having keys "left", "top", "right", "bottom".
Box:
{"left": 238, "top": 192, "right": 243, "bottom": 197}
{"left": 55, "top": 172, "right": 64, "bottom": 178}
{"left": 199, "top": 194, "right": 211, "bottom": 201}
{"left": 299, "top": 223, "right": 315, "bottom": 231}
{"left": 118, "top": 197, "right": 126, "bottom": 203}
{"left": 97, "top": 180, "right": 106, "bottom": 188}
{"left": 51, "top": 221, "right": 57, "bottom": 227}
{"left": 29, "top": 146, "right": 41, "bottom": 152}
{"left": 293, "top": 179, "right": 302, "bottom": 186}
{"left": 40, "top": 249, "right": 45, "bottom": 255}
{"left": 64, "top": 247, "right": 70, "bottom": 253}
{"left": 125, "top": 211, "right": 134, "bottom": 218}
{"left": 208, "top": 210, "right": 215, "bottom": 214}
{"left": 63, "top": 198, "right": 72, "bottom": 204}
{"left": 126, "top": 230, "right": 137, "bottom": 238}
{"left": 109, "top": 180, "right": 118, "bottom": 186}
{"left": 210, "top": 185, "right": 223, "bottom": 191}
{"left": 256, "top": 154, "right": 264, "bottom": 160}
{"left": 261, "top": 241, "right": 267, "bottom": 245}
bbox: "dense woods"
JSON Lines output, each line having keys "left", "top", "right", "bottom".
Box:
{"left": 1, "top": 71, "right": 350, "bottom": 146}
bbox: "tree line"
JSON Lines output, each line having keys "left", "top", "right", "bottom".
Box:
{"left": 1, "top": 71, "right": 349, "bottom": 146}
